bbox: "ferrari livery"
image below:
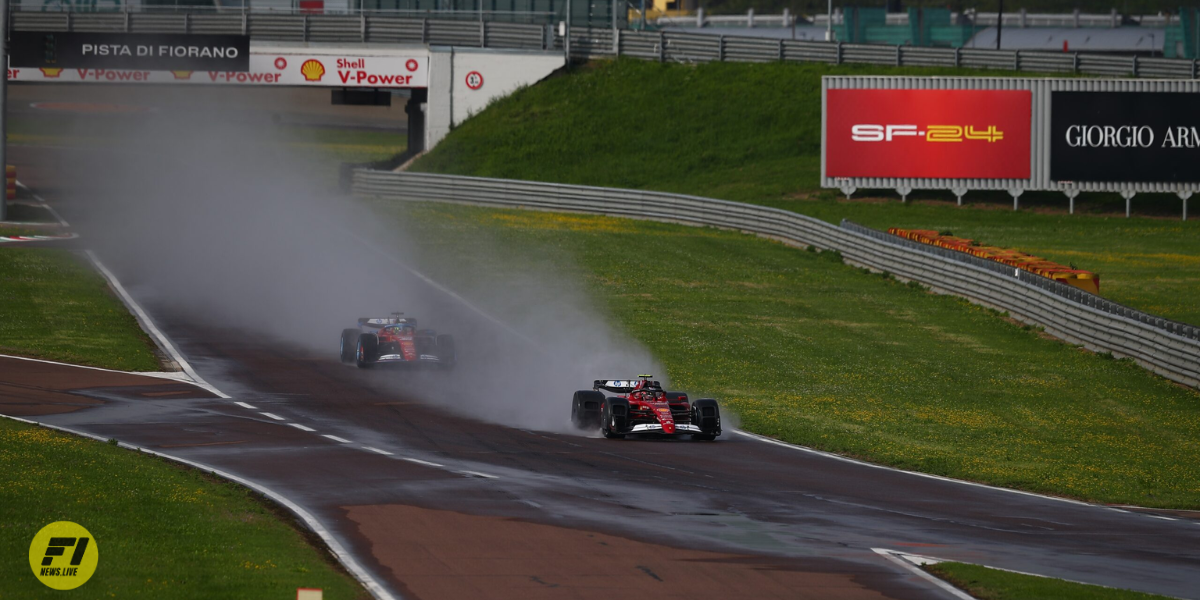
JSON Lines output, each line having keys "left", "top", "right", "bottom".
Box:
{"left": 339, "top": 314, "right": 455, "bottom": 369}
{"left": 571, "top": 376, "right": 721, "bottom": 440}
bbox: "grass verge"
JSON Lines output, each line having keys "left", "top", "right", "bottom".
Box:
{"left": 0, "top": 249, "right": 161, "bottom": 371}
{"left": 924, "top": 562, "right": 1174, "bottom": 600}
{"left": 374, "top": 200, "right": 1200, "bottom": 508}
{"left": 0, "top": 418, "right": 368, "bottom": 599}
{"left": 411, "top": 58, "right": 1200, "bottom": 326}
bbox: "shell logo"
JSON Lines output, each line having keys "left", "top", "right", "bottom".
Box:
{"left": 171, "top": 71, "right": 193, "bottom": 80}
{"left": 39, "top": 68, "right": 62, "bottom": 78}
{"left": 300, "top": 59, "right": 325, "bottom": 82}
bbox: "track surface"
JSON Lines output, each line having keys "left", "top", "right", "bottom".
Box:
{"left": 6, "top": 103, "right": 1200, "bottom": 599}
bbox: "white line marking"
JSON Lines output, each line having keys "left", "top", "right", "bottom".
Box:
{"left": 400, "top": 457, "right": 444, "bottom": 468}
{"left": 1145, "top": 514, "right": 1178, "bottom": 521}
{"left": 16, "top": 181, "right": 70, "bottom": 227}
{"left": 735, "top": 429, "right": 1096, "bottom": 508}
{"left": 234, "top": 401, "right": 258, "bottom": 410}
{"left": 0, "top": 414, "right": 396, "bottom": 600}
{"left": 0, "top": 353, "right": 185, "bottom": 380}
{"left": 363, "top": 446, "right": 393, "bottom": 456}
{"left": 260, "top": 412, "right": 285, "bottom": 421}
{"left": 83, "top": 250, "right": 230, "bottom": 399}
{"left": 458, "top": 470, "right": 499, "bottom": 479}
{"left": 872, "top": 549, "right": 974, "bottom": 600}
{"left": 289, "top": 423, "right": 316, "bottom": 432}
{"left": 322, "top": 435, "right": 352, "bottom": 444}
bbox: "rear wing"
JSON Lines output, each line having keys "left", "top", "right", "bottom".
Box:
{"left": 593, "top": 379, "right": 662, "bottom": 393}
{"left": 358, "top": 317, "right": 418, "bottom": 329}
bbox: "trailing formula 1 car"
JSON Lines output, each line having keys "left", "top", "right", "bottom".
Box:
{"left": 339, "top": 313, "right": 456, "bottom": 369}
{"left": 571, "top": 376, "right": 721, "bottom": 440}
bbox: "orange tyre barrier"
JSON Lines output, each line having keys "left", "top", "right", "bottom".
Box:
{"left": 6, "top": 165, "right": 15, "bottom": 200}
{"left": 888, "top": 228, "right": 1100, "bottom": 294}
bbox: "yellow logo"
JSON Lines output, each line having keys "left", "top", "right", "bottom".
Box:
{"left": 300, "top": 59, "right": 325, "bottom": 82}
{"left": 29, "top": 521, "right": 98, "bottom": 590}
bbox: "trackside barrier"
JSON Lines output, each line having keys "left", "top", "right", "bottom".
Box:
{"left": 5, "top": 166, "right": 14, "bottom": 201}
{"left": 11, "top": 10, "right": 1200, "bottom": 80}
{"left": 352, "top": 169, "right": 1200, "bottom": 389}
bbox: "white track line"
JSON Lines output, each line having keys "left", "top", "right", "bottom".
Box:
{"left": 260, "top": 412, "right": 285, "bottom": 421}
{"left": 234, "top": 401, "right": 258, "bottom": 410}
{"left": 363, "top": 446, "right": 393, "bottom": 456}
{"left": 735, "top": 429, "right": 1098, "bottom": 508}
{"left": 458, "top": 470, "right": 499, "bottom": 479}
{"left": 323, "top": 434, "right": 352, "bottom": 444}
{"left": 401, "top": 457, "right": 444, "bottom": 468}
{"left": 0, "top": 352, "right": 181, "bottom": 379}
{"left": 18, "top": 184, "right": 395, "bottom": 598}
{"left": 16, "top": 181, "right": 70, "bottom": 227}
{"left": 0, "top": 414, "right": 396, "bottom": 600}
{"left": 84, "top": 250, "right": 230, "bottom": 399}
{"left": 872, "top": 549, "right": 974, "bottom": 600}
{"left": 289, "top": 423, "right": 316, "bottom": 432}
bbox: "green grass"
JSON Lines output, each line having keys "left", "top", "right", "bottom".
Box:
{"left": 411, "top": 58, "right": 1200, "bottom": 325}
{"left": 0, "top": 249, "right": 161, "bottom": 371}
{"left": 372, "top": 200, "right": 1200, "bottom": 508}
{"left": 925, "top": 562, "right": 1175, "bottom": 600}
{"left": 0, "top": 418, "right": 368, "bottom": 600}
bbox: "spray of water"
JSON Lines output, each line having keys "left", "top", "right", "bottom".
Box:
{"left": 47, "top": 86, "right": 661, "bottom": 433}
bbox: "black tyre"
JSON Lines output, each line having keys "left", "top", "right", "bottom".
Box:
{"left": 356, "top": 333, "right": 379, "bottom": 369}
{"left": 436, "top": 334, "right": 457, "bottom": 367}
{"left": 571, "top": 391, "right": 604, "bottom": 430}
{"left": 340, "top": 328, "right": 359, "bottom": 364}
{"left": 601, "top": 398, "right": 629, "bottom": 439}
{"left": 691, "top": 398, "right": 722, "bottom": 440}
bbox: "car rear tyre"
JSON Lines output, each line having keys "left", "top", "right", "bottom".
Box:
{"left": 356, "top": 333, "right": 378, "bottom": 369}
{"left": 571, "top": 391, "right": 604, "bottom": 430}
{"left": 340, "top": 328, "right": 359, "bottom": 364}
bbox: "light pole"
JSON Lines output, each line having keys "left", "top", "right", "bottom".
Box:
{"left": 996, "top": 0, "right": 1004, "bottom": 50}
{"left": 826, "top": 0, "right": 833, "bottom": 42}
{"left": 1, "top": 0, "right": 8, "bottom": 223}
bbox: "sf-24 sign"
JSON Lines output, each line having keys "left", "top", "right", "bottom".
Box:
{"left": 825, "top": 89, "right": 1032, "bottom": 180}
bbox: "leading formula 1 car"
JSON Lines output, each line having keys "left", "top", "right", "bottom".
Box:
{"left": 339, "top": 313, "right": 456, "bottom": 369}
{"left": 571, "top": 376, "right": 721, "bottom": 440}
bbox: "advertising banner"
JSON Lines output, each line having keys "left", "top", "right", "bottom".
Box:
{"left": 1051, "top": 92, "right": 1200, "bottom": 183}
{"left": 10, "top": 32, "right": 251, "bottom": 72}
{"left": 825, "top": 89, "right": 1032, "bottom": 180}
{"left": 7, "top": 52, "right": 428, "bottom": 88}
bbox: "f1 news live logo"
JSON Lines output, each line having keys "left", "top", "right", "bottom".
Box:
{"left": 28, "top": 521, "right": 99, "bottom": 590}
{"left": 850, "top": 124, "right": 1005, "bottom": 143}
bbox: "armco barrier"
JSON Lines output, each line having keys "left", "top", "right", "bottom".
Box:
{"left": 353, "top": 169, "right": 1200, "bottom": 389}
{"left": 11, "top": 10, "right": 1200, "bottom": 80}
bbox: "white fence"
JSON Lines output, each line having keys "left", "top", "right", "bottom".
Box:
{"left": 352, "top": 170, "right": 1200, "bottom": 390}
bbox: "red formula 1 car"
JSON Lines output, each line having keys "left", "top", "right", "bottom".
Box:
{"left": 339, "top": 313, "right": 456, "bottom": 369}
{"left": 571, "top": 376, "right": 722, "bottom": 440}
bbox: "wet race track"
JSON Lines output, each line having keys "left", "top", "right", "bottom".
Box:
{"left": 4, "top": 88, "right": 1200, "bottom": 600}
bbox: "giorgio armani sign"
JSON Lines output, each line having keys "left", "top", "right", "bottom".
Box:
{"left": 1051, "top": 92, "right": 1200, "bottom": 183}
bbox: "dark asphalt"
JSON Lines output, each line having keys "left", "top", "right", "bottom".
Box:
{"left": 6, "top": 107, "right": 1200, "bottom": 600}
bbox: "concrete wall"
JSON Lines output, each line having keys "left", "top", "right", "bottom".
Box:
{"left": 424, "top": 47, "right": 565, "bottom": 151}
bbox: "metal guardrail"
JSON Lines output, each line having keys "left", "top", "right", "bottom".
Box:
{"left": 571, "top": 28, "right": 1198, "bottom": 79}
{"left": 352, "top": 170, "right": 1200, "bottom": 389}
{"left": 11, "top": 10, "right": 552, "bottom": 48}
{"left": 10, "top": 10, "right": 1198, "bottom": 79}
